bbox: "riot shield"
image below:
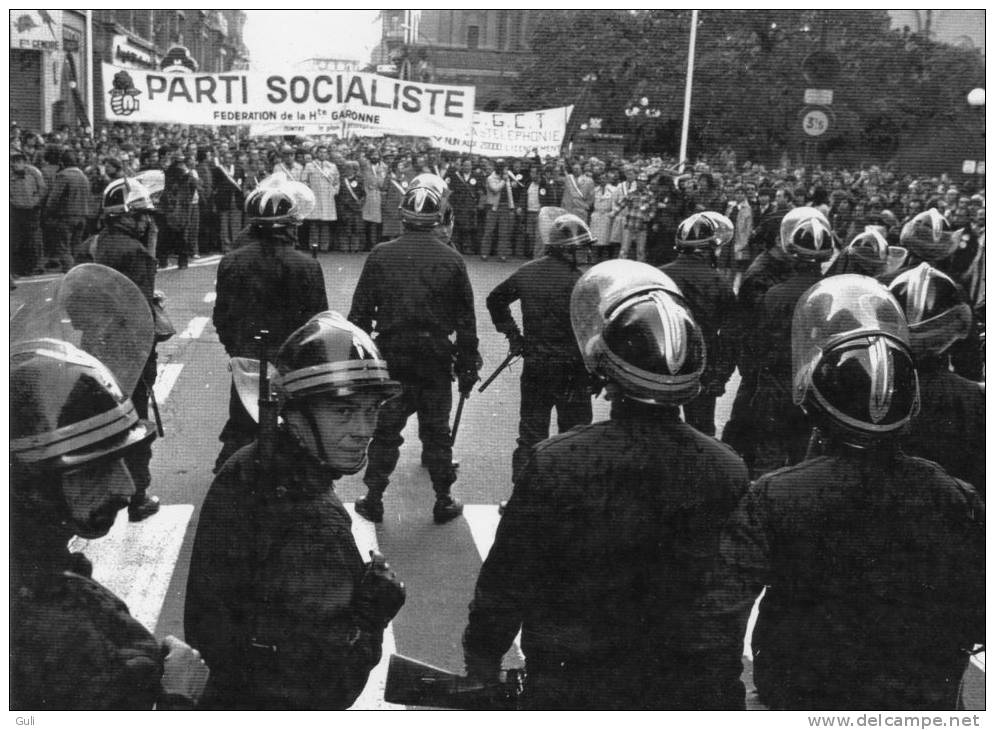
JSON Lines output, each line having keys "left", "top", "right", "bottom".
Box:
{"left": 10, "top": 263, "right": 154, "bottom": 397}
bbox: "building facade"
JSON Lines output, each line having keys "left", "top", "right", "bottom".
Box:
{"left": 8, "top": 9, "right": 249, "bottom": 133}
{"left": 373, "top": 9, "right": 537, "bottom": 111}
{"left": 888, "top": 10, "right": 985, "bottom": 53}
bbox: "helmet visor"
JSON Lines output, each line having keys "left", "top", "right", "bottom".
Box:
{"left": 792, "top": 274, "right": 909, "bottom": 406}
{"left": 10, "top": 263, "right": 154, "bottom": 396}
{"left": 810, "top": 337, "right": 918, "bottom": 433}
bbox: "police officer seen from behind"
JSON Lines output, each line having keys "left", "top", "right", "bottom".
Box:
{"left": 662, "top": 212, "right": 739, "bottom": 436}
{"left": 185, "top": 312, "right": 406, "bottom": 709}
{"left": 90, "top": 178, "right": 164, "bottom": 521}
{"left": 690, "top": 275, "right": 984, "bottom": 710}
{"left": 349, "top": 173, "right": 481, "bottom": 524}
{"left": 889, "top": 263, "right": 984, "bottom": 498}
{"left": 486, "top": 208, "right": 595, "bottom": 489}
{"left": 462, "top": 261, "right": 749, "bottom": 709}
{"left": 212, "top": 173, "right": 329, "bottom": 472}
{"left": 741, "top": 207, "right": 837, "bottom": 476}
{"left": 11, "top": 340, "right": 208, "bottom": 709}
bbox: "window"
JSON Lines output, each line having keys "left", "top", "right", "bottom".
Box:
{"left": 497, "top": 11, "right": 507, "bottom": 50}
{"left": 466, "top": 24, "right": 479, "bottom": 49}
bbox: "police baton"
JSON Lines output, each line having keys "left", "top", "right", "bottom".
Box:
{"left": 145, "top": 376, "right": 165, "bottom": 437}
{"left": 478, "top": 351, "right": 520, "bottom": 393}
{"left": 450, "top": 393, "right": 467, "bottom": 446}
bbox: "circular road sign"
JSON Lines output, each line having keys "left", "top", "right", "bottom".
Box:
{"left": 802, "top": 108, "right": 830, "bottom": 137}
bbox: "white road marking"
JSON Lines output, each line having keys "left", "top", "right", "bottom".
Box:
{"left": 154, "top": 363, "right": 184, "bottom": 404}
{"left": 463, "top": 505, "right": 526, "bottom": 666}
{"left": 178, "top": 316, "right": 210, "bottom": 339}
{"left": 158, "top": 254, "right": 222, "bottom": 272}
{"left": 68, "top": 505, "right": 194, "bottom": 633}
{"left": 203, "top": 291, "right": 217, "bottom": 303}
{"left": 346, "top": 504, "right": 406, "bottom": 710}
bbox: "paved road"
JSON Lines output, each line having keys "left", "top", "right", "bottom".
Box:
{"left": 9, "top": 252, "right": 983, "bottom": 710}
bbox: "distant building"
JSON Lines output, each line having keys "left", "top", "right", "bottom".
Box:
{"left": 372, "top": 9, "right": 537, "bottom": 110}
{"left": 888, "top": 10, "right": 985, "bottom": 53}
{"left": 9, "top": 10, "right": 250, "bottom": 132}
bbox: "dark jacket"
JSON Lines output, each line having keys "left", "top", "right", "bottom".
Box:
{"left": 10, "top": 509, "right": 163, "bottom": 710}
{"left": 213, "top": 230, "right": 329, "bottom": 360}
{"left": 486, "top": 254, "right": 584, "bottom": 368}
{"left": 184, "top": 433, "right": 384, "bottom": 710}
{"left": 336, "top": 176, "right": 366, "bottom": 217}
{"left": 349, "top": 228, "right": 479, "bottom": 376}
{"left": 463, "top": 399, "right": 749, "bottom": 709}
{"left": 661, "top": 253, "right": 739, "bottom": 393}
{"left": 212, "top": 164, "right": 245, "bottom": 212}
{"left": 691, "top": 450, "right": 985, "bottom": 710}
{"left": 903, "top": 365, "right": 985, "bottom": 497}
{"left": 44, "top": 166, "right": 90, "bottom": 219}
{"left": 446, "top": 171, "right": 481, "bottom": 226}
{"left": 92, "top": 225, "right": 157, "bottom": 305}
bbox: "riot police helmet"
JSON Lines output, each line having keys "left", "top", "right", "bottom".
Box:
{"left": 571, "top": 260, "right": 705, "bottom": 406}
{"left": 10, "top": 339, "right": 156, "bottom": 472}
{"left": 676, "top": 211, "right": 734, "bottom": 250}
{"left": 899, "top": 208, "right": 964, "bottom": 262}
{"left": 887, "top": 262, "right": 972, "bottom": 361}
{"left": 545, "top": 211, "right": 596, "bottom": 251}
{"left": 102, "top": 177, "right": 155, "bottom": 217}
{"left": 779, "top": 206, "right": 836, "bottom": 261}
{"left": 791, "top": 274, "right": 919, "bottom": 448}
{"left": 244, "top": 172, "right": 316, "bottom": 228}
{"left": 399, "top": 173, "right": 452, "bottom": 229}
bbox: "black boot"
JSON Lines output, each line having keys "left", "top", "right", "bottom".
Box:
{"left": 128, "top": 492, "right": 160, "bottom": 522}
{"left": 432, "top": 494, "right": 463, "bottom": 524}
{"left": 355, "top": 493, "right": 384, "bottom": 523}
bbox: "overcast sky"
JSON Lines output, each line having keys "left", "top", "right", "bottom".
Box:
{"left": 242, "top": 10, "right": 381, "bottom": 70}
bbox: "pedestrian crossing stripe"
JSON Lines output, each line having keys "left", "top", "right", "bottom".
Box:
{"left": 66, "top": 503, "right": 984, "bottom": 710}
{"left": 153, "top": 363, "right": 184, "bottom": 404}
{"left": 178, "top": 316, "right": 210, "bottom": 339}
{"left": 69, "top": 504, "right": 194, "bottom": 633}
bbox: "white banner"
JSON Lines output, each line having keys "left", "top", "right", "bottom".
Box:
{"left": 101, "top": 63, "right": 475, "bottom": 138}
{"left": 431, "top": 106, "right": 574, "bottom": 158}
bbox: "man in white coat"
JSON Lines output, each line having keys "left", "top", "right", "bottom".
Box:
{"left": 303, "top": 145, "right": 340, "bottom": 252}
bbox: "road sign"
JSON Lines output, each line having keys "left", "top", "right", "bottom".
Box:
{"left": 804, "top": 88, "right": 834, "bottom": 105}
{"left": 802, "top": 108, "right": 830, "bottom": 137}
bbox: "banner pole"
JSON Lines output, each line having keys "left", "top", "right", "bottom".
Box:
{"left": 678, "top": 9, "right": 699, "bottom": 174}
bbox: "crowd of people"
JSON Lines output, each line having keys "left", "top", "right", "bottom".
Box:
{"left": 11, "top": 122, "right": 986, "bottom": 279}
{"left": 9, "top": 122, "right": 986, "bottom": 713}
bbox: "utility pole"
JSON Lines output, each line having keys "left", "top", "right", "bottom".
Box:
{"left": 678, "top": 9, "right": 699, "bottom": 173}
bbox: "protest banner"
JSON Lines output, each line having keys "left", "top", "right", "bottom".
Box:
{"left": 101, "top": 63, "right": 475, "bottom": 139}
{"left": 431, "top": 106, "right": 574, "bottom": 158}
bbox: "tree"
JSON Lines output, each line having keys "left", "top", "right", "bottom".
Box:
{"left": 516, "top": 10, "right": 984, "bottom": 164}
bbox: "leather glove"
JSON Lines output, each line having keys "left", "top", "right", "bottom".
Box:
{"left": 458, "top": 369, "right": 480, "bottom": 399}
{"left": 506, "top": 331, "right": 525, "bottom": 357}
{"left": 353, "top": 551, "right": 406, "bottom": 632}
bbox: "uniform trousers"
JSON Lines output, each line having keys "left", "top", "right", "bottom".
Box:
{"left": 364, "top": 374, "right": 457, "bottom": 494}
{"left": 512, "top": 363, "right": 593, "bottom": 484}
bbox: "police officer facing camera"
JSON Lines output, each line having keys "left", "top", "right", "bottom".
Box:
{"left": 349, "top": 173, "right": 481, "bottom": 525}
{"left": 185, "top": 312, "right": 406, "bottom": 710}
{"left": 690, "top": 275, "right": 985, "bottom": 710}
{"left": 486, "top": 208, "right": 595, "bottom": 488}
{"left": 10, "top": 340, "right": 209, "bottom": 710}
{"left": 463, "top": 261, "right": 748, "bottom": 709}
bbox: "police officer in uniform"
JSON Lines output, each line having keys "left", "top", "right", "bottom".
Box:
{"left": 889, "top": 263, "right": 984, "bottom": 497}
{"left": 486, "top": 208, "right": 595, "bottom": 487}
{"left": 349, "top": 174, "right": 481, "bottom": 524}
{"left": 462, "top": 261, "right": 749, "bottom": 709}
{"left": 740, "top": 207, "right": 836, "bottom": 476}
{"left": 212, "top": 174, "right": 329, "bottom": 472}
{"left": 891, "top": 209, "right": 983, "bottom": 381}
{"left": 91, "top": 178, "right": 163, "bottom": 520}
{"left": 185, "top": 312, "right": 406, "bottom": 710}
{"left": 11, "top": 336, "right": 208, "bottom": 709}
{"left": 690, "top": 275, "right": 985, "bottom": 710}
{"left": 662, "top": 212, "right": 739, "bottom": 436}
